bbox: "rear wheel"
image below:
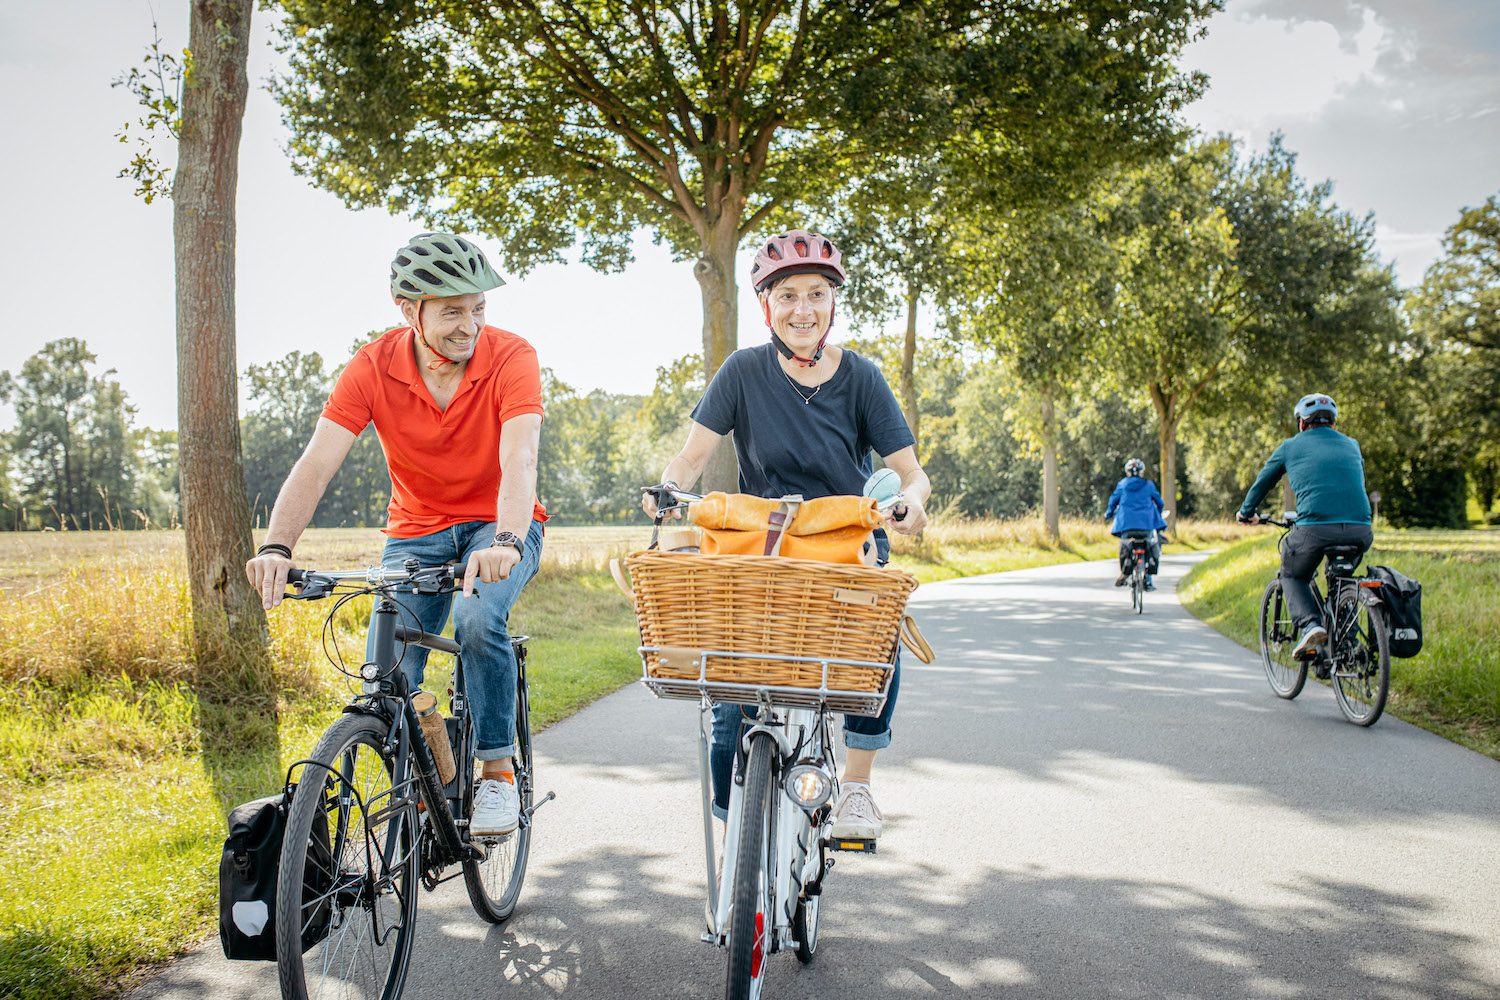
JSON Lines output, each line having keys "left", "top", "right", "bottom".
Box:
{"left": 726, "top": 735, "right": 775, "bottom": 1000}
{"left": 1331, "top": 590, "right": 1391, "bottom": 726}
{"left": 1260, "top": 579, "right": 1307, "bottom": 699}
{"left": 465, "top": 650, "right": 534, "bottom": 922}
{"left": 1132, "top": 560, "right": 1145, "bottom": 614}
{"left": 277, "top": 712, "right": 418, "bottom": 1000}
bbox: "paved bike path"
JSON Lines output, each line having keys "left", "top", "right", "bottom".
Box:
{"left": 136, "top": 553, "right": 1500, "bottom": 999}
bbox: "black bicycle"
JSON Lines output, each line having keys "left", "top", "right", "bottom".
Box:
{"left": 1121, "top": 531, "right": 1153, "bottom": 614}
{"left": 275, "top": 560, "right": 552, "bottom": 1000}
{"left": 1254, "top": 516, "right": 1391, "bottom": 726}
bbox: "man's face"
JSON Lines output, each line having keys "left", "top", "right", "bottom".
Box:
{"left": 406, "top": 293, "right": 486, "bottom": 363}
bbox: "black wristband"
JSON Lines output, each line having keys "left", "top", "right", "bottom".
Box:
{"left": 257, "top": 543, "right": 292, "bottom": 559}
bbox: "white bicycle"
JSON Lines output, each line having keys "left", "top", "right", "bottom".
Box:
{"left": 629, "top": 484, "right": 914, "bottom": 1000}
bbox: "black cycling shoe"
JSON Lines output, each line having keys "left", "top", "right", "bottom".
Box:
{"left": 1144, "top": 579, "right": 1156, "bottom": 591}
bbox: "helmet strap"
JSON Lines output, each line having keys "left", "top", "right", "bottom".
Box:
{"left": 763, "top": 298, "right": 833, "bottom": 368}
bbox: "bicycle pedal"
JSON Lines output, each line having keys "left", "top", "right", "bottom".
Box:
{"left": 828, "top": 838, "right": 876, "bottom": 854}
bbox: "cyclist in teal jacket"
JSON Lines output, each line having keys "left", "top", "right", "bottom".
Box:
{"left": 1237, "top": 393, "right": 1373, "bottom": 660}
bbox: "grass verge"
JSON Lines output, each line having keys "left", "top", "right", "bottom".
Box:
{"left": 1180, "top": 529, "right": 1500, "bottom": 760}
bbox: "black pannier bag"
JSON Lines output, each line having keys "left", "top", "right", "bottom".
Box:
{"left": 218, "top": 787, "right": 333, "bottom": 961}
{"left": 1368, "top": 565, "right": 1423, "bottom": 658}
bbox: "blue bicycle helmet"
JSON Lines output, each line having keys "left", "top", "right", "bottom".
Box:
{"left": 1124, "top": 458, "right": 1145, "bottom": 476}
{"left": 1294, "top": 393, "right": 1338, "bottom": 426}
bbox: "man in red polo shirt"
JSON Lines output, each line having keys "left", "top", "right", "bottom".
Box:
{"left": 245, "top": 232, "right": 545, "bottom": 836}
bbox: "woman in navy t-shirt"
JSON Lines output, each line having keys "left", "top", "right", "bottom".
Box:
{"left": 641, "top": 229, "right": 934, "bottom": 842}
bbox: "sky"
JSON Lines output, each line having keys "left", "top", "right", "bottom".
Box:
{"left": 0, "top": 0, "right": 1496, "bottom": 432}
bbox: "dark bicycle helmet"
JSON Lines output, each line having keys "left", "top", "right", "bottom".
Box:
{"left": 1124, "top": 458, "right": 1146, "bottom": 477}
{"left": 390, "top": 232, "right": 506, "bottom": 300}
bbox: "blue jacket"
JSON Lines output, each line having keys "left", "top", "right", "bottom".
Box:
{"left": 1106, "top": 477, "right": 1168, "bottom": 535}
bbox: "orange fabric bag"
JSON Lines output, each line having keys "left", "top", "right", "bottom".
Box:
{"left": 689, "top": 492, "right": 882, "bottom": 564}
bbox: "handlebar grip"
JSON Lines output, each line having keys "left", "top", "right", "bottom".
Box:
{"left": 287, "top": 568, "right": 308, "bottom": 584}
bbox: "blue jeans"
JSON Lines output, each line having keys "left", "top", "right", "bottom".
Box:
{"left": 708, "top": 651, "right": 901, "bottom": 820}
{"left": 367, "top": 519, "right": 543, "bottom": 761}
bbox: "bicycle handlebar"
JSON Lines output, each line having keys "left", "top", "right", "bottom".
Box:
{"left": 286, "top": 563, "right": 463, "bottom": 599}
{"left": 642, "top": 483, "right": 909, "bottom": 522}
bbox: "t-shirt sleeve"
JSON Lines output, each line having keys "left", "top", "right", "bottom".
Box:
{"left": 497, "top": 342, "right": 545, "bottom": 424}
{"left": 689, "top": 353, "right": 742, "bottom": 436}
{"left": 322, "top": 352, "right": 375, "bottom": 435}
{"left": 862, "top": 361, "right": 916, "bottom": 458}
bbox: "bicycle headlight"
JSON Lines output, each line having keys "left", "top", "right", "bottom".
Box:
{"left": 360, "top": 662, "right": 381, "bottom": 681}
{"left": 784, "top": 763, "right": 833, "bottom": 811}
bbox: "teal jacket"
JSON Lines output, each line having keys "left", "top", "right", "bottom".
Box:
{"left": 1238, "top": 426, "right": 1371, "bottom": 525}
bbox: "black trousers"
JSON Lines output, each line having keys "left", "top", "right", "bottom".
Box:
{"left": 1279, "top": 522, "right": 1374, "bottom": 630}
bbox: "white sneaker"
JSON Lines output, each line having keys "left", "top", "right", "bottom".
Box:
{"left": 470, "top": 778, "right": 520, "bottom": 836}
{"left": 830, "top": 783, "right": 883, "bottom": 840}
{"left": 1292, "top": 625, "right": 1328, "bottom": 660}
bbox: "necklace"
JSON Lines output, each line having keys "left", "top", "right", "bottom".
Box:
{"left": 783, "top": 367, "right": 824, "bottom": 405}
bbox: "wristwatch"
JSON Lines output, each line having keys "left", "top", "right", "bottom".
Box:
{"left": 492, "top": 530, "right": 524, "bottom": 555}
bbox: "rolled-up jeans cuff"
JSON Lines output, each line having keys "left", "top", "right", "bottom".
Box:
{"left": 475, "top": 744, "right": 517, "bottom": 762}
{"left": 712, "top": 802, "right": 728, "bottom": 822}
{"left": 843, "top": 729, "right": 891, "bottom": 751}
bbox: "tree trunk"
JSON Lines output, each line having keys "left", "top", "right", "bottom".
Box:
{"left": 1149, "top": 383, "right": 1179, "bottom": 523}
{"left": 1040, "top": 384, "right": 1060, "bottom": 542}
{"left": 174, "top": 0, "right": 269, "bottom": 694}
{"left": 901, "top": 290, "right": 920, "bottom": 455}
{"left": 693, "top": 219, "right": 740, "bottom": 493}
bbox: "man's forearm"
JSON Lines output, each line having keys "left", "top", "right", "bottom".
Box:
{"left": 496, "top": 448, "right": 538, "bottom": 538}
{"left": 264, "top": 459, "right": 334, "bottom": 553}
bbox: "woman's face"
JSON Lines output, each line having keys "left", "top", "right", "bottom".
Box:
{"left": 763, "top": 273, "right": 836, "bottom": 352}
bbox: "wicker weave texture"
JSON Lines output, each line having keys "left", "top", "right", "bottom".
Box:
{"left": 625, "top": 551, "right": 917, "bottom": 692}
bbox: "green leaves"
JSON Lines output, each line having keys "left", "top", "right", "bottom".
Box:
{"left": 112, "top": 23, "right": 187, "bottom": 205}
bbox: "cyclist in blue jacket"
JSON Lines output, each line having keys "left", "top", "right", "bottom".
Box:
{"left": 1106, "top": 458, "right": 1169, "bottom": 590}
{"left": 1237, "top": 393, "right": 1373, "bottom": 661}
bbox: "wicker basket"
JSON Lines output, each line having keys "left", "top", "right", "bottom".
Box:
{"left": 624, "top": 550, "right": 918, "bottom": 697}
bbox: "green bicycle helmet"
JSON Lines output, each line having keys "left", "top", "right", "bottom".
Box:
{"left": 390, "top": 232, "right": 506, "bottom": 300}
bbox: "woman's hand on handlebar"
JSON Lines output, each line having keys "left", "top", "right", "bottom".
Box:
{"left": 887, "top": 495, "right": 928, "bottom": 535}
{"left": 245, "top": 551, "right": 294, "bottom": 610}
{"left": 1236, "top": 511, "right": 1262, "bottom": 525}
{"left": 641, "top": 482, "right": 684, "bottom": 520}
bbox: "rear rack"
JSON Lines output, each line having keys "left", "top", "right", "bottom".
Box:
{"left": 638, "top": 645, "right": 893, "bottom": 716}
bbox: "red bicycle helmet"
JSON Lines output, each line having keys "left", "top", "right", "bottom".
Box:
{"left": 750, "top": 230, "right": 847, "bottom": 366}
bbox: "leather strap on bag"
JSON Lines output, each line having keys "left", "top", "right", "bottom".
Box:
{"left": 763, "top": 495, "right": 804, "bottom": 557}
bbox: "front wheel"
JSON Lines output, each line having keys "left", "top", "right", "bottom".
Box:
{"left": 726, "top": 734, "right": 775, "bottom": 1000}
{"left": 277, "top": 712, "right": 418, "bottom": 1000}
{"left": 1331, "top": 590, "right": 1391, "bottom": 726}
{"left": 1260, "top": 579, "right": 1307, "bottom": 699}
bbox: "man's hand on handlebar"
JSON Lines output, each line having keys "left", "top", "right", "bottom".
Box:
{"left": 246, "top": 552, "right": 294, "bottom": 610}
{"left": 463, "top": 544, "right": 521, "bottom": 597}
{"left": 1236, "top": 511, "right": 1261, "bottom": 525}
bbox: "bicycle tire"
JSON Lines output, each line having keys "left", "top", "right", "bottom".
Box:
{"left": 726, "top": 734, "right": 775, "bottom": 1000}
{"left": 277, "top": 712, "right": 418, "bottom": 1000}
{"left": 463, "top": 672, "right": 534, "bottom": 922}
{"left": 1259, "top": 579, "right": 1307, "bottom": 699}
{"left": 1332, "top": 590, "right": 1391, "bottom": 726}
{"left": 1132, "top": 561, "right": 1145, "bottom": 614}
{"left": 791, "top": 840, "right": 820, "bottom": 965}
